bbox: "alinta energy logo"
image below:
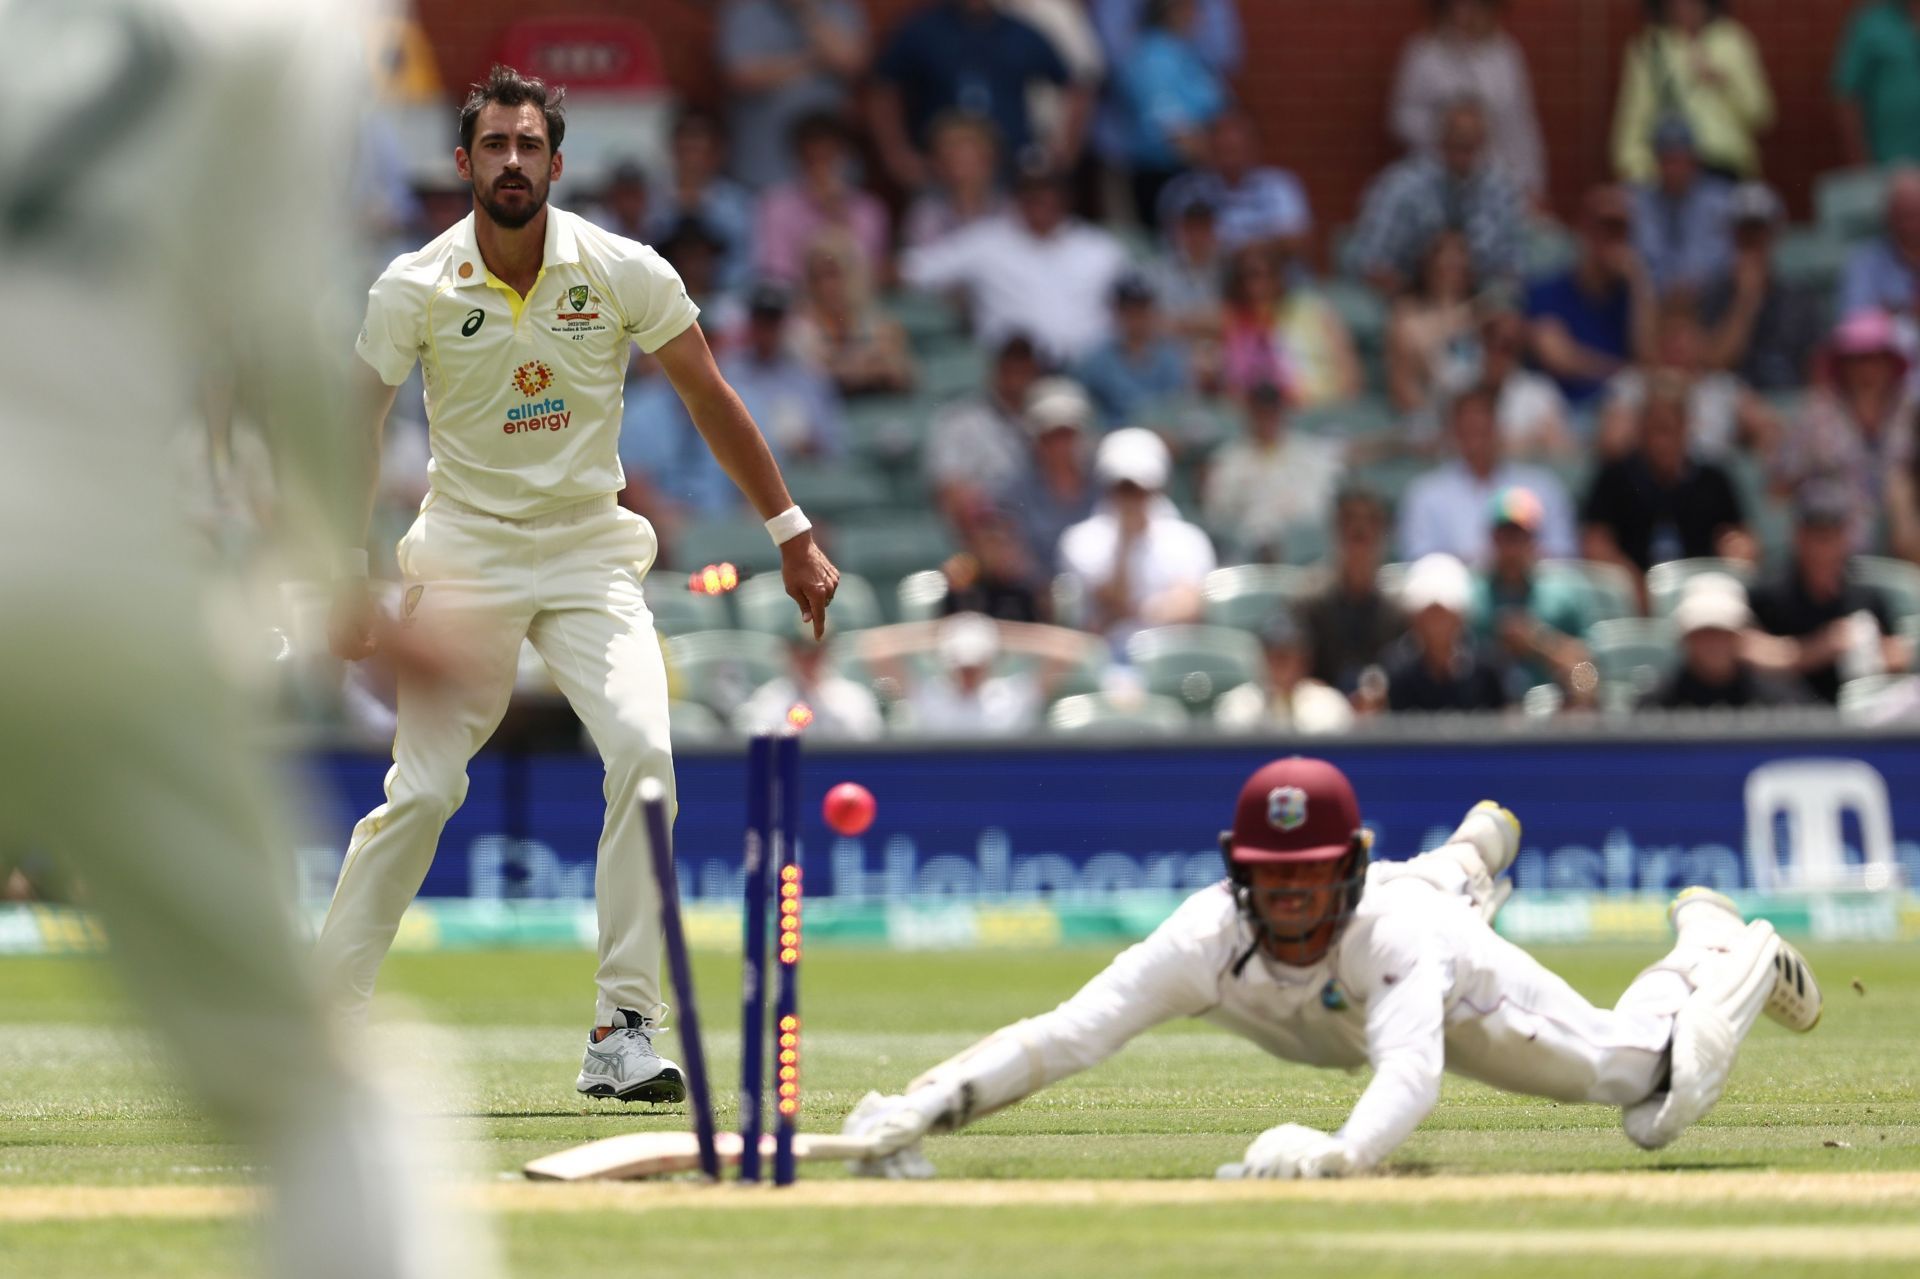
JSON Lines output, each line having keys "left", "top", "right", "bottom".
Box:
{"left": 504, "top": 360, "right": 569, "bottom": 434}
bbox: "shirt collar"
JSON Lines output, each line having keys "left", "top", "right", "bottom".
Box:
{"left": 447, "top": 207, "right": 578, "bottom": 288}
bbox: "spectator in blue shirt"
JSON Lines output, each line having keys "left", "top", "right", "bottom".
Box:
{"left": 1074, "top": 273, "right": 1194, "bottom": 427}
{"left": 1091, "top": 0, "right": 1242, "bottom": 177}
{"left": 1632, "top": 118, "right": 1733, "bottom": 299}
{"left": 1117, "top": 0, "right": 1227, "bottom": 223}
{"left": 645, "top": 111, "right": 756, "bottom": 294}
{"left": 717, "top": 0, "right": 870, "bottom": 191}
{"left": 869, "top": 0, "right": 1077, "bottom": 192}
{"left": 1156, "top": 107, "right": 1313, "bottom": 257}
{"left": 718, "top": 283, "right": 848, "bottom": 460}
{"left": 1837, "top": 168, "right": 1920, "bottom": 323}
{"left": 1346, "top": 96, "right": 1526, "bottom": 298}
{"left": 1526, "top": 184, "right": 1657, "bottom": 407}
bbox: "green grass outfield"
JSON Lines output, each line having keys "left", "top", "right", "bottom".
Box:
{"left": 4, "top": 942, "right": 1919, "bottom": 1277}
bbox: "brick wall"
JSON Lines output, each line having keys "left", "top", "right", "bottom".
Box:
{"left": 412, "top": 0, "right": 1865, "bottom": 239}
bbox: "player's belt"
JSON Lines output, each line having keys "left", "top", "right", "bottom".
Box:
{"left": 429, "top": 491, "right": 618, "bottom": 529}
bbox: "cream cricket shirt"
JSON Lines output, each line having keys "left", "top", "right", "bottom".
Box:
{"left": 356, "top": 207, "right": 698, "bottom": 518}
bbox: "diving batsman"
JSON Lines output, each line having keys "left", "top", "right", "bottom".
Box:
{"left": 843, "top": 757, "right": 1822, "bottom": 1178}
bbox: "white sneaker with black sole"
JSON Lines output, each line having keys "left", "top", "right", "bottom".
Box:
{"left": 576, "top": 1009, "right": 686, "bottom": 1105}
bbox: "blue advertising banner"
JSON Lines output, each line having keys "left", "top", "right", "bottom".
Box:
{"left": 296, "top": 734, "right": 1920, "bottom": 905}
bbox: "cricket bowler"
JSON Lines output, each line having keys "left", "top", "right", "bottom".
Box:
{"left": 844, "top": 756, "right": 1822, "bottom": 1178}
{"left": 318, "top": 65, "right": 840, "bottom": 1103}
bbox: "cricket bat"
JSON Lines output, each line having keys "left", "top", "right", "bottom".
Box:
{"left": 524, "top": 1130, "right": 884, "bottom": 1181}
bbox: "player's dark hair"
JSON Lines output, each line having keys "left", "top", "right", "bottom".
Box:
{"left": 459, "top": 64, "right": 567, "bottom": 154}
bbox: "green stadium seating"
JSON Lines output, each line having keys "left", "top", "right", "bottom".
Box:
{"left": 1586, "top": 617, "right": 1678, "bottom": 701}
{"left": 1046, "top": 691, "right": 1190, "bottom": 736}
{"left": 674, "top": 516, "right": 785, "bottom": 575}
{"left": 1322, "top": 279, "right": 1387, "bottom": 354}
{"left": 1646, "top": 557, "right": 1755, "bottom": 619}
{"left": 782, "top": 460, "right": 894, "bottom": 520}
{"left": 1773, "top": 228, "right": 1852, "bottom": 296}
{"left": 1537, "top": 558, "right": 1640, "bottom": 624}
{"left": 1850, "top": 556, "right": 1920, "bottom": 626}
{"left": 1202, "top": 564, "right": 1324, "bottom": 631}
{"left": 1125, "top": 624, "right": 1265, "bottom": 713}
{"left": 1838, "top": 673, "right": 1916, "bottom": 722}
{"left": 843, "top": 394, "right": 926, "bottom": 468}
{"left": 883, "top": 289, "right": 964, "bottom": 344}
{"left": 663, "top": 630, "right": 788, "bottom": 716}
{"left": 1814, "top": 167, "right": 1889, "bottom": 243}
{"left": 919, "top": 344, "right": 988, "bottom": 400}
{"left": 827, "top": 514, "right": 956, "bottom": 582}
{"left": 733, "top": 571, "right": 885, "bottom": 635}
{"left": 645, "top": 583, "right": 732, "bottom": 636}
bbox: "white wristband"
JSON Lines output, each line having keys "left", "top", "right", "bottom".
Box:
{"left": 335, "top": 548, "right": 369, "bottom": 579}
{"left": 765, "top": 505, "right": 812, "bottom": 546}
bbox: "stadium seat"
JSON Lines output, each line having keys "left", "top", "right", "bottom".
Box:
{"left": 1646, "top": 558, "right": 1755, "bottom": 618}
{"left": 1814, "top": 167, "right": 1890, "bottom": 243}
{"left": 1838, "top": 673, "right": 1917, "bottom": 723}
{"left": 1322, "top": 278, "right": 1387, "bottom": 354}
{"left": 733, "top": 571, "right": 885, "bottom": 634}
{"left": 781, "top": 461, "right": 894, "bottom": 521}
{"left": 1351, "top": 455, "right": 1431, "bottom": 506}
{"left": 1773, "top": 227, "right": 1851, "bottom": 296}
{"left": 919, "top": 344, "right": 988, "bottom": 401}
{"left": 895, "top": 569, "right": 950, "bottom": 622}
{"left": 1045, "top": 691, "right": 1190, "bottom": 737}
{"left": 1125, "top": 625, "right": 1265, "bottom": 713}
{"left": 828, "top": 515, "right": 956, "bottom": 583}
{"left": 1203, "top": 564, "right": 1324, "bottom": 631}
{"left": 663, "top": 630, "right": 788, "bottom": 716}
{"left": 1537, "top": 559, "right": 1640, "bottom": 624}
{"left": 1586, "top": 617, "right": 1678, "bottom": 701}
{"left": 883, "top": 289, "right": 964, "bottom": 344}
{"left": 843, "top": 394, "right": 925, "bottom": 469}
{"left": 645, "top": 583, "right": 732, "bottom": 636}
{"left": 1850, "top": 556, "right": 1920, "bottom": 626}
{"left": 673, "top": 516, "right": 785, "bottom": 575}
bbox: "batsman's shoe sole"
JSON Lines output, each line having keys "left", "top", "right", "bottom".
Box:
{"left": 579, "top": 1067, "right": 687, "bottom": 1105}
{"left": 1768, "top": 940, "right": 1822, "bottom": 1032}
{"left": 1669, "top": 888, "right": 1821, "bottom": 1032}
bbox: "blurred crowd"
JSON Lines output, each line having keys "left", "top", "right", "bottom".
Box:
{"left": 184, "top": 0, "right": 1920, "bottom": 744}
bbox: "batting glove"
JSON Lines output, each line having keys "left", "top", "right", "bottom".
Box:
{"left": 1217, "top": 1123, "right": 1356, "bottom": 1180}
{"left": 841, "top": 1090, "right": 944, "bottom": 1179}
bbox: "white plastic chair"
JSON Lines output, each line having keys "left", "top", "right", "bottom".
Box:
{"left": 1743, "top": 759, "right": 1898, "bottom": 891}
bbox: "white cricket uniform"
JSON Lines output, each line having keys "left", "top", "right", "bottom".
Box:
{"left": 933, "top": 859, "right": 1676, "bottom": 1171}
{"left": 1, "top": 1, "right": 493, "bottom": 1274}
{"left": 318, "top": 208, "right": 698, "bottom": 1025}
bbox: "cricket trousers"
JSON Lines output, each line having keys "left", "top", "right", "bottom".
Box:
{"left": 316, "top": 491, "right": 675, "bottom": 1026}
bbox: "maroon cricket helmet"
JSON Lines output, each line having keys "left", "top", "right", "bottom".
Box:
{"left": 1225, "top": 757, "right": 1365, "bottom": 866}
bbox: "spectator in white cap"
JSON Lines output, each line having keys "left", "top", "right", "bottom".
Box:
{"left": 895, "top": 613, "right": 1045, "bottom": 737}
{"left": 1381, "top": 552, "right": 1509, "bottom": 712}
{"left": 1641, "top": 572, "right": 1808, "bottom": 710}
{"left": 735, "top": 615, "right": 885, "bottom": 740}
{"left": 1057, "top": 426, "right": 1216, "bottom": 646}
{"left": 1005, "top": 375, "right": 1099, "bottom": 568}
{"left": 1212, "top": 609, "right": 1354, "bottom": 734}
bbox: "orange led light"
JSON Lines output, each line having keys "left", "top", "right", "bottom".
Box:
{"left": 779, "top": 1049, "right": 797, "bottom": 1065}
{"left": 779, "top": 1016, "right": 798, "bottom": 1032}
{"left": 779, "top": 947, "right": 798, "bottom": 963}
{"left": 781, "top": 865, "right": 801, "bottom": 882}
{"left": 779, "top": 1032, "right": 797, "bottom": 1048}
{"left": 778, "top": 1100, "right": 798, "bottom": 1116}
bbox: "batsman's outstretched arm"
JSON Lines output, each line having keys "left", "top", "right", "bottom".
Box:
{"left": 847, "top": 897, "right": 1227, "bottom": 1160}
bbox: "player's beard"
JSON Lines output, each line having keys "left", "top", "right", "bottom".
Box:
{"left": 477, "top": 173, "right": 547, "bottom": 230}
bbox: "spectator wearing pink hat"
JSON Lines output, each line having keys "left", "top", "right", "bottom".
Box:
{"left": 1774, "top": 309, "right": 1916, "bottom": 552}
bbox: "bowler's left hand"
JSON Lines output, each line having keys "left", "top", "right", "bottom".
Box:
{"left": 781, "top": 531, "right": 839, "bottom": 640}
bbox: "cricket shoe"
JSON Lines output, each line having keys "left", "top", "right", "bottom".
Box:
{"left": 576, "top": 1009, "right": 686, "bottom": 1105}
{"left": 1622, "top": 889, "right": 1821, "bottom": 1150}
